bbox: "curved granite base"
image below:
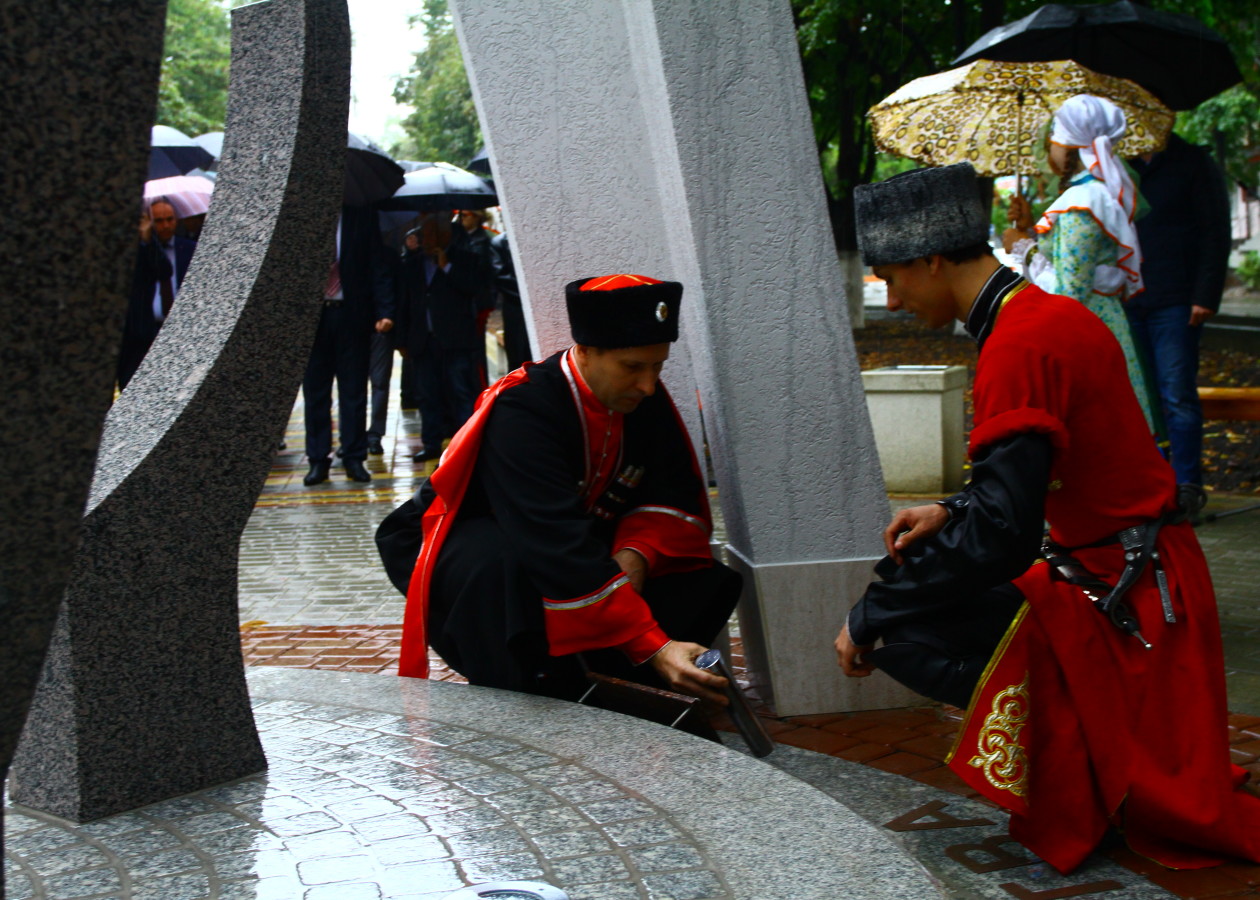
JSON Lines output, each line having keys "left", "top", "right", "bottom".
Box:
{"left": 4, "top": 668, "right": 944, "bottom": 899}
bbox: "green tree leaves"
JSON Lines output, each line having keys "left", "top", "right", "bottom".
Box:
{"left": 391, "top": 0, "right": 483, "bottom": 166}
{"left": 155, "top": 0, "right": 232, "bottom": 136}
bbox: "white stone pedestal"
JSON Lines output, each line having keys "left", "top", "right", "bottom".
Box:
{"left": 862, "top": 365, "right": 968, "bottom": 494}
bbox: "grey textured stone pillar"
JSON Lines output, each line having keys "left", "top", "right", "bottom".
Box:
{"left": 10, "top": 0, "right": 351, "bottom": 822}
{"left": 0, "top": 0, "right": 169, "bottom": 874}
{"left": 453, "top": 0, "right": 918, "bottom": 714}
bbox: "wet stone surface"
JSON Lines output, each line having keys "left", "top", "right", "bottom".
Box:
{"left": 4, "top": 698, "right": 733, "bottom": 900}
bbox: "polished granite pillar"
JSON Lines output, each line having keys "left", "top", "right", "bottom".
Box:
{"left": 0, "top": 1, "right": 169, "bottom": 885}
{"left": 452, "top": 0, "right": 916, "bottom": 714}
{"left": 10, "top": 0, "right": 351, "bottom": 821}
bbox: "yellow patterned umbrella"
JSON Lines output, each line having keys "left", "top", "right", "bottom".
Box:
{"left": 868, "top": 59, "right": 1173, "bottom": 176}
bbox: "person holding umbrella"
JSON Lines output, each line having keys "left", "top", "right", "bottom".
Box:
{"left": 1003, "top": 94, "right": 1161, "bottom": 435}
{"left": 116, "top": 198, "right": 198, "bottom": 391}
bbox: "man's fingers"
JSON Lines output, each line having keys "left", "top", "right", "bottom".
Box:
{"left": 681, "top": 667, "right": 729, "bottom": 706}
{"left": 883, "top": 512, "right": 912, "bottom": 559}
{"left": 666, "top": 662, "right": 728, "bottom": 706}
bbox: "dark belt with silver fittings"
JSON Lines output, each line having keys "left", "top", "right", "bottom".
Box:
{"left": 1040, "top": 485, "right": 1205, "bottom": 649}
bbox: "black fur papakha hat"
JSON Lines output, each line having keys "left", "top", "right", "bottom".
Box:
{"left": 565, "top": 274, "right": 682, "bottom": 348}
{"left": 854, "top": 162, "right": 990, "bottom": 266}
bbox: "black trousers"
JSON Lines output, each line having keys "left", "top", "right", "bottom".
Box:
{"left": 302, "top": 305, "right": 371, "bottom": 462}
{"left": 865, "top": 582, "right": 1024, "bottom": 708}
{"left": 429, "top": 516, "right": 742, "bottom": 700}
{"left": 368, "top": 332, "right": 392, "bottom": 439}
{"left": 413, "top": 342, "right": 479, "bottom": 453}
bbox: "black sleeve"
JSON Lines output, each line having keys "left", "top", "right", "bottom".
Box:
{"left": 445, "top": 247, "right": 487, "bottom": 300}
{"left": 490, "top": 235, "right": 520, "bottom": 301}
{"left": 390, "top": 253, "right": 412, "bottom": 349}
{"left": 849, "top": 432, "right": 1052, "bottom": 646}
{"left": 476, "top": 390, "right": 624, "bottom": 601}
{"left": 1189, "top": 147, "right": 1231, "bottom": 314}
{"left": 370, "top": 234, "right": 397, "bottom": 322}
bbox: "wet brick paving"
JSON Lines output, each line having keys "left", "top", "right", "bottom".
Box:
{"left": 12, "top": 381, "right": 1260, "bottom": 899}
{"left": 5, "top": 698, "right": 731, "bottom": 900}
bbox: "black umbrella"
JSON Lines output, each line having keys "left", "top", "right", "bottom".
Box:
{"left": 150, "top": 125, "right": 215, "bottom": 179}
{"left": 377, "top": 162, "right": 498, "bottom": 213}
{"left": 467, "top": 146, "right": 492, "bottom": 176}
{"left": 953, "top": 1, "right": 1241, "bottom": 111}
{"left": 345, "top": 132, "right": 406, "bottom": 206}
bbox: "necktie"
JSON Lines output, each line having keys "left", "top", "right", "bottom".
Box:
{"left": 158, "top": 272, "right": 174, "bottom": 318}
{"left": 326, "top": 251, "right": 342, "bottom": 299}
{"left": 159, "top": 243, "right": 175, "bottom": 318}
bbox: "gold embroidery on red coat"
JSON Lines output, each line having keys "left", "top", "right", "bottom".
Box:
{"left": 968, "top": 675, "right": 1030, "bottom": 797}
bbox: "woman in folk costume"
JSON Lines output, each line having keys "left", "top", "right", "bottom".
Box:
{"left": 1004, "top": 94, "right": 1161, "bottom": 436}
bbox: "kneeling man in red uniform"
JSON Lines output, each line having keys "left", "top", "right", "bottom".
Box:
{"left": 836, "top": 163, "right": 1260, "bottom": 874}
{"left": 380, "top": 274, "right": 740, "bottom": 705}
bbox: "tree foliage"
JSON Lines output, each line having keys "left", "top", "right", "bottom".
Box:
{"left": 793, "top": 0, "right": 1260, "bottom": 246}
{"left": 392, "top": 0, "right": 483, "bottom": 165}
{"left": 793, "top": 0, "right": 1044, "bottom": 248}
{"left": 155, "top": 0, "right": 232, "bottom": 136}
{"left": 1161, "top": 0, "right": 1260, "bottom": 188}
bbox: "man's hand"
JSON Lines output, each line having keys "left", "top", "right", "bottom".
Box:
{"left": 376, "top": 318, "right": 394, "bottom": 334}
{"left": 1001, "top": 227, "right": 1029, "bottom": 254}
{"left": 883, "top": 503, "right": 949, "bottom": 565}
{"left": 1007, "top": 195, "right": 1034, "bottom": 231}
{"left": 648, "top": 641, "right": 729, "bottom": 705}
{"left": 834, "top": 622, "right": 875, "bottom": 678}
{"left": 138, "top": 214, "right": 152, "bottom": 242}
{"left": 1189, "top": 305, "right": 1215, "bottom": 327}
{"left": 613, "top": 548, "right": 648, "bottom": 593}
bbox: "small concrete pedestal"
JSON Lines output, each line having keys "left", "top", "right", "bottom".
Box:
{"left": 862, "top": 365, "right": 968, "bottom": 494}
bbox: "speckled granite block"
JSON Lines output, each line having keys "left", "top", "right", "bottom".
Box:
{"left": 10, "top": 0, "right": 351, "bottom": 823}
{"left": 0, "top": 0, "right": 168, "bottom": 894}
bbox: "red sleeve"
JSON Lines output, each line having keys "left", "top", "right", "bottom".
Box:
{"left": 969, "top": 408, "right": 1070, "bottom": 459}
{"left": 613, "top": 506, "right": 712, "bottom": 576}
{"left": 542, "top": 573, "right": 668, "bottom": 663}
{"left": 970, "top": 336, "right": 1070, "bottom": 460}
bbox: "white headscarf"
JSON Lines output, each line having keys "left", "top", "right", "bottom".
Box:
{"left": 1040, "top": 94, "right": 1143, "bottom": 297}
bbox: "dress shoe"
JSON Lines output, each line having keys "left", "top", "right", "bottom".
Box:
{"left": 367, "top": 435, "right": 384, "bottom": 455}
{"left": 412, "top": 448, "right": 441, "bottom": 463}
{"left": 303, "top": 459, "right": 331, "bottom": 486}
{"left": 344, "top": 459, "right": 372, "bottom": 482}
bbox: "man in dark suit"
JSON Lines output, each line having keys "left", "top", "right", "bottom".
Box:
{"left": 394, "top": 214, "right": 486, "bottom": 462}
{"left": 302, "top": 205, "right": 397, "bottom": 485}
{"left": 490, "top": 231, "right": 533, "bottom": 371}
{"left": 1126, "top": 134, "right": 1232, "bottom": 487}
{"left": 116, "top": 199, "right": 197, "bottom": 390}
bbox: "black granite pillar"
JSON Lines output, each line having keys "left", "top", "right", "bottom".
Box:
{"left": 0, "top": 0, "right": 169, "bottom": 867}
{"left": 9, "top": 0, "right": 351, "bottom": 823}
